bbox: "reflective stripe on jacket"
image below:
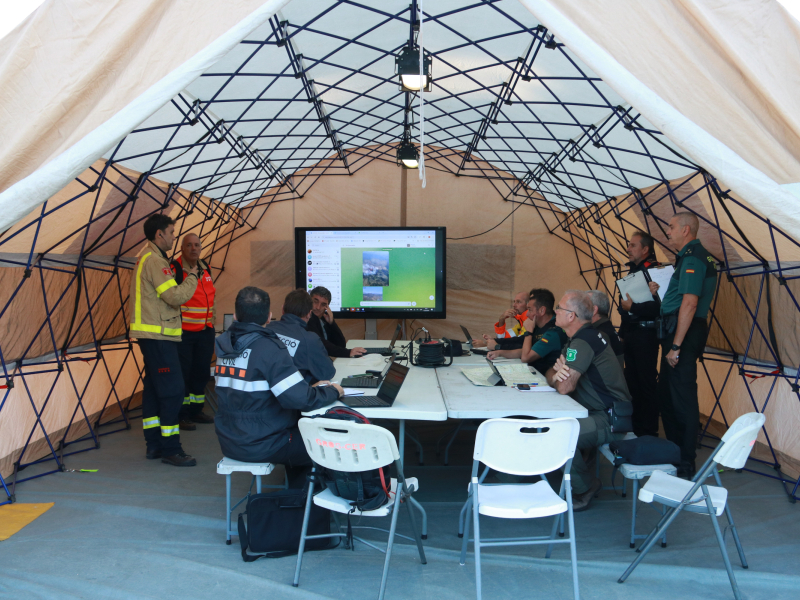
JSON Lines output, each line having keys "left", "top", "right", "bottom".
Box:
{"left": 170, "top": 256, "right": 216, "bottom": 331}
{"left": 494, "top": 309, "right": 528, "bottom": 338}
{"left": 128, "top": 241, "right": 199, "bottom": 341}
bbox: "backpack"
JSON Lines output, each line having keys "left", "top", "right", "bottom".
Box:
{"left": 314, "top": 407, "right": 391, "bottom": 512}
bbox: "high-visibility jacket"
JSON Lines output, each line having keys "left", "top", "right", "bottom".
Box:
{"left": 128, "top": 241, "right": 199, "bottom": 342}
{"left": 494, "top": 309, "right": 528, "bottom": 338}
{"left": 170, "top": 256, "right": 216, "bottom": 331}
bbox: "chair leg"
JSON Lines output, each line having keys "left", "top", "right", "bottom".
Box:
{"left": 442, "top": 421, "right": 464, "bottom": 466}
{"left": 225, "top": 473, "right": 232, "bottom": 544}
{"left": 704, "top": 487, "right": 742, "bottom": 600}
{"left": 565, "top": 478, "right": 580, "bottom": 600}
{"left": 618, "top": 502, "right": 686, "bottom": 583}
{"left": 458, "top": 497, "right": 468, "bottom": 537}
{"left": 545, "top": 511, "right": 560, "bottom": 558}
{"left": 714, "top": 471, "right": 747, "bottom": 568}
{"left": 378, "top": 497, "right": 403, "bottom": 600}
{"left": 460, "top": 495, "right": 472, "bottom": 565}
{"left": 403, "top": 490, "right": 427, "bottom": 564}
{"left": 472, "top": 490, "right": 482, "bottom": 600}
{"left": 292, "top": 476, "right": 316, "bottom": 588}
{"left": 256, "top": 474, "right": 261, "bottom": 494}
{"left": 630, "top": 479, "right": 637, "bottom": 548}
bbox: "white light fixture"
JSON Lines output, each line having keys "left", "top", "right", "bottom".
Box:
{"left": 395, "top": 44, "right": 432, "bottom": 92}
{"left": 397, "top": 141, "right": 419, "bottom": 169}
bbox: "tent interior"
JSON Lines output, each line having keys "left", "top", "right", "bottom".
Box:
{"left": 1, "top": 0, "right": 800, "bottom": 598}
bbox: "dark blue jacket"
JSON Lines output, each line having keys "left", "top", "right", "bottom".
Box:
{"left": 267, "top": 313, "right": 336, "bottom": 384}
{"left": 213, "top": 321, "right": 339, "bottom": 462}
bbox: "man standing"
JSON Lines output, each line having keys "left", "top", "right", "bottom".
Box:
{"left": 618, "top": 231, "right": 662, "bottom": 438}
{"left": 547, "top": 290, "right": 631, "bottom": 511}
{"left": 170, "top": 233, "right": 216, "bottom": 431}
{"left": 587, "top": 290, "right": 624, "bottom": 367}
{"left": 214, "top": 287, "right": 343, "bottom": 486}
{"left": 267, "top": 289, "right": 336, "bottom": 384}
{"left": 656, "top": 213, "right": 717, "bottom": 478}
{"left": 487, "top": 289, "right": 566, "bottom": 373}
{"left": 129, "top": 214, "right": 199, "bottom": 466}
{"left": 306, "top": 286, "right": 366, "bottom": 358}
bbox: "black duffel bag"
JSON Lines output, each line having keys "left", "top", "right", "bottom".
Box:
{"left": 609, "top": 435, "right": 680, "bottom": 467}
{"left": 237, "top": 485, "right": 336, "bottom": 562}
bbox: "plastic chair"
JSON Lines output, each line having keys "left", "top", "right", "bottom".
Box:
{"left": 618, "top": 412, "right": 766, "bottom": 600}
{"left": 216, "top": 457, "right": 287, "bottom": 544}
{"left": 293, "top": 417, "right": 427, "bottom": 600}
{"left": 460, "top": 418, "right": 581, "bottom": 600}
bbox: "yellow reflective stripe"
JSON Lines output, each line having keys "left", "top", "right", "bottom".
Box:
{"left": 181, "top": 306, "right": 209, "bottom": 313}
{"left": 190, "top": 394, "right": 205, "bottom": 403}
{"left": 163, "top": 327, "right": 182, "bottom": 336}
{"left": 133, "top": 253, "right": 152, "bottom": 329}
{"left": 155, "top": 278, "right": 177, "bottom": 297}
{"left": 161, "top": 425, "right": 180, "bottom": 436}
{"left": 181, "top": 316, "right": 208, "bottom": 323}
{"left": 130, "top": 323, "right": 161, "bottom": 333}
{"left": 143, "top": 417, "right": 160, "bottom": 429}
{"left": 183, "top": 396, "right": 192, "bottom": 405}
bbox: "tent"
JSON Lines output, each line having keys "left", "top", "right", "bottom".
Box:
{"left": 1, "top": 0, "right": 799, "bottom": 504}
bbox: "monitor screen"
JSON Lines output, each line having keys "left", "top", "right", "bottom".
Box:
{"left": 295, "top": 227, "right": 446, "bottom": 319}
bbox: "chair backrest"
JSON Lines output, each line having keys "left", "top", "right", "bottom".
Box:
{"left": 473, "top": 418, "right": 580, "bottom": 476}
{"left": 715, "top": 412, "right": 766, "bottom": 470}
{"left": 298, "top": 417, "right": 399, "bottom": 473}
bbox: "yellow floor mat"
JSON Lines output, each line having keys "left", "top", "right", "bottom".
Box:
{"left": 0, "top": 503, "right": 54, "bottom": 541}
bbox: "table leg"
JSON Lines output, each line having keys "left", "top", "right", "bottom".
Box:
{"left": 399, "top": 420, "right": 427, "bottom": 539}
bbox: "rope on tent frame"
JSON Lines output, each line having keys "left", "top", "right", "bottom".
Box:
{"left": 418, "top": 0, "right": 426, "bottom": 189}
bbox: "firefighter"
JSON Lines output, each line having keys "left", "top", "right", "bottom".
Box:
{"left": 170, "top": 233, "right": 216, "bottom": 430}
{"left": 129, "top": 214, "right": 199, "bottom": 466}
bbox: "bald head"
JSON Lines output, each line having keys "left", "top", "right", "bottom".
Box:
{"left": 513, "top": 291, "right": 528, "bottom": 315}
{"left": 181, "top": 233, "right": 202, "bottom": 264}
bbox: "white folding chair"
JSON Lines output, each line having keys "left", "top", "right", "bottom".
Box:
{"left": 618, "top": 412, "right": 766, "bottom": 600}
{"left": 460, "top": 418, "right": 581, "bottom": 600}
{"left": 293, "top": 417, "right": 427, "bottom": 600}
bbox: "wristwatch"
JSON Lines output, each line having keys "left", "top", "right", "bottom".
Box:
{"left": 671, "top": 344, "right": 681, "bottom": 352}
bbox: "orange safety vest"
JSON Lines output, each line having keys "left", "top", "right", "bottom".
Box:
{"left": 170, "top": 256, "right": 216, "bottom": 332}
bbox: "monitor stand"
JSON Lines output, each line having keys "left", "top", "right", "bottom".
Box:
{"left": 365, "top": 318, "right": 378, "bottom": 340}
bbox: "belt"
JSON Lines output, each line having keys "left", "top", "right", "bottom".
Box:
{"left": 636, "top": 321, "right": 658, "bottom": 329}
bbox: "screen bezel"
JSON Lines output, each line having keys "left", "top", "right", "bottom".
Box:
{"left": 295, "top": 226, "right": 446, "bottom": 320}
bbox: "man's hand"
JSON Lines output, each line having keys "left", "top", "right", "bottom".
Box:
{"left": 487, "top": 350, "right": 504, "bottom": 360}
{"left": 471, "top": 338, "right": 486, "bottom": 348}
{"left": 350, "top": 347, "right": 367, "bottom": 357}
{"left": 523, "top": 318, "right": 535, "bottom": 332}
{"left": 648, "top": 281, "right": 660, "bottom": 296}
{"left": 620, "top": 293, "right": 634, "bottom": 312}
{"left": 499, "top": 308, "right": 516, "bottom": 323}
{"left": 666, "top": 348, "right": 680, "bottom": 368}
{"left": 184, "top": 263, "right": 199, "bottom": 277}
{"left": 322, "top": 308, "right": 334, "bottom": 324}
{"left": 312, "top": 380, "right": 329, "bottom": 387}
{"left": 331, "top": 383, "right": 345, "bottom": 397}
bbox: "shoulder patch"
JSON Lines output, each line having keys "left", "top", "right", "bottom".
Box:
{"left": 566, "top": 348, "right": 577, "bottom": 361}
{"left": 685, "top": 269, "right": 695, "bottom": 274}
{"left": 275, "top": 333, "right": 300, "bottom": 357}
{"left": 163, "top": 267, "right": 172, "bottom": 276}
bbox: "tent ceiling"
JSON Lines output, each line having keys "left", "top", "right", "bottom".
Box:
{"left": 108, "top": 0, "right": 696, "bottom": 210}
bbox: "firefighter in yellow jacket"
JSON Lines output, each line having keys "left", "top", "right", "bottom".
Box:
{"left": 129, "top": 214, "right": 200, "bottom": 466}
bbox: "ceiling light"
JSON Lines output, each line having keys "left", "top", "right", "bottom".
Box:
{"left": 395, "top": 44, "right": 432, "bottom": 92}
{"left": 397, "top": 141, "right": 419, "bottom": 169}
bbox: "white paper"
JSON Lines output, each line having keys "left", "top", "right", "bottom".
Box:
{"left": 616, "top": 270, "right": 653, "bottom": 304}
{"left": 342, "top": 388, "right": 365, "bottom": 396}
{"left": 647, "top": 265, "right": 675, "bottom": 301}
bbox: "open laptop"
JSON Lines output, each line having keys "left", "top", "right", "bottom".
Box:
{"left": 460, "top": 325, "right": 490, "bottom": 356}
{"left": 361, "top": 323, "right": 402, "bottom": 356}
{"left": 340, "top": 356, "right": 395, "bottom": 388}
{"left": 485, "top": 357, "right": 505, "bottom": 386}
{"left": 341, "top": 362, "right": 409, "bottom": 407}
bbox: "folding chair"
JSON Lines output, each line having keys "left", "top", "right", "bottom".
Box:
{"left": 460, "top": 418, "right": 581, "bottom": 600}
{"left": 293, "top": 417, "right": 427, "bottom": 600}
{"left": 618, "top": 412, "right": 766, "bottom": 600}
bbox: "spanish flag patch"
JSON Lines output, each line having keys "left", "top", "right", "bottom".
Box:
{"left": 685, "top": 269, "right": 695, "bottom": 273}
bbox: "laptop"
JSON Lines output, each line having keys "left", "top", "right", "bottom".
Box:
{"left": 485, "top": 357, "right": 505, "bottom": 386}
{"left": 341, "top": 362, "right": 409, "bottom": 407}
{"left": 361, "top": 323, "right": 402, "bottom": 356}
{"left": 340, "top": 356, "right": 395, "bottom": 388}
{"left": 460, "top": 325, "right": 490, "bottom": 356}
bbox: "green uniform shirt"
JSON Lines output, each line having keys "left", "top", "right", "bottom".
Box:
{"left": 660, "top": 239, "right": 717, "bottom": 318}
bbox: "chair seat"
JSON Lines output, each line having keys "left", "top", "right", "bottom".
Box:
{"left": 313, "top": 477, "right": 418, "bottom": 517}
{"left": 639, "top": 470, "right": 728, "bottom": 516}
{"left": 477, "top": 480, "right": 567, "bottom": 519}
{"left": 216, "top": 456, "right": 275, "bottom": 475}
{"left": 598, "top": 436, "right": 677, "bottom": 480}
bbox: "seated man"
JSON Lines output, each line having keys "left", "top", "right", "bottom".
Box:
{"left": 587, "top": 290, "right": 624, "bottom": 367}
{"left": 474, "top": 290, "right": 530, "bottom": 351}
{"left": 547, "top": 290, "right": 632, "bottom": 512}
{"left": 306, "top": 286, "right": 366, "bottom": 358}
{"left": 214, "top": 286, "right": 343, "bottom": 486}
{"left": 487, "top": 288, "right": 566, "bottom": 373}
{"left": 267, "top": 289, "right": 336, "bottom": 384}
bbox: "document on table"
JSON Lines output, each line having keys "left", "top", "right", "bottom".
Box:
{"left": 647, "top": 265, "right": 675, "bottom": 301}
{"left": 342, "top": 388, "right": 365, "bottom": 396}
{"left": 461, "top": 364, "right": 551, "bottom": 389}
{"left": 461, "top": 367, "right": 495, "bottom": 387}
{"left": 616, "top": 270, "right": 653, "bottom": 304}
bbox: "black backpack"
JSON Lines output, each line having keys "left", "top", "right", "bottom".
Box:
{"left": 314, "top": 407, "right": 391, "bottom": 512}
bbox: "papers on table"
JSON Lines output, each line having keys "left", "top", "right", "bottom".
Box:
{"left": 616, "top": 270, "right": 653, "bottom": 304}
{"left": 461, "top": 367, "right": 496, "bottom": 387}
{"left": 461, "top": 363, "right": 550, "bottom": 389}
{"left": 647, "top": 265, "right": 675, "bottom": 301}
{"left": 342, "top": 388, "right": 365, "bottom": 396}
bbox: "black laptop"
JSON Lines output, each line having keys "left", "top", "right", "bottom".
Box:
{"left": 460, "top": 325, "right": 490, "bottom": 356}
{"left": 361, "top": 323, "right": 402, "bottom": 356}
{"left": 340, "top": 356, "right": 395, "bottom": 388}
{"left": 341, "top": 362, "right": 409, "bottom": 407}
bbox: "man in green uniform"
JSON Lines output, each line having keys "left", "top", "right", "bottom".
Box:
{"left": 655, "top": 212, "right": 717, "bottom": 478}
{"left": 547, "top": 290, "right": 631, "bottom": 511}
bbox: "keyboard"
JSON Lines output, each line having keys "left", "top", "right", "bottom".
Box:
{"left": 471, "top": 348, "right": 490, "bottom": 355}
{"left": 340, "top": 376, "right": 380, "bottom": 388}
{"left": 344, "top": 396, "right": 387, "bottom": 407}
{"left": 362, "top": 347, "right": 392, "bottom": 355}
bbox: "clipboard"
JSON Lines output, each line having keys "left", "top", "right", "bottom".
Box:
{"left": 616, "top": 271, "right": 653, "bottom": 304}
{"left": 647, "top": 265, "right": 675, "bottom": 301}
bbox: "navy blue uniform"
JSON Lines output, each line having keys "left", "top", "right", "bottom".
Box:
{"left": 267, "top": 313, "right": 336, "bottom": 384}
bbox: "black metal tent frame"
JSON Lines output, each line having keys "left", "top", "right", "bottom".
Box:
{"left": 1, "top": 0, "right": 799, "bottom": 504}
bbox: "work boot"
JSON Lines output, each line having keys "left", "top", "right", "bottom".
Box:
{"left": 571, "top": 478, "right": 602, "bottom": 512}
{"left": 179, "top": 419, "right": 196, "bottom": 431}
{"left": 146, "top": 448, "right": 162, "bottom": 460}
{"left": 192, "top": 412, "right": 214, "bottom": 424}
{"left": 162, "top": 452, "right": 197, "bottom": 467}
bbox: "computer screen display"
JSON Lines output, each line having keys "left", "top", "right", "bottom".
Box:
{"left": 295, "top": 227, "right": 446, "bottom": 319}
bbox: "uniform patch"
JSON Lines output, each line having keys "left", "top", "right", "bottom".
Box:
{"left": 162, "top": 267, "right": 172, "bottom": 276}
{"left": 566, "top": 348, "right": 577, "bottom": 362}
{"left": 217, "top": 349, "right": 251, "bottom": 371}
{"left": 685, "top": 269, "right": 695, "bottom": 273}
{"left": 275, "top": 333, "right": 300, "bottom": 357}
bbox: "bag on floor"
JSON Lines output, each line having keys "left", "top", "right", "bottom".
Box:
{"left": 237, "top": 486, "right": 334, "bottom": 562}
{"left": 609, "top": 435, "right": 680, "bottom": 466}
{"left": 314, "top": 407, "right": 391, "bottom": 511}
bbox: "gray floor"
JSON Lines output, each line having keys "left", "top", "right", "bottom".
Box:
{"left": 1, "top": 418, "right": 799, "bottom": 600}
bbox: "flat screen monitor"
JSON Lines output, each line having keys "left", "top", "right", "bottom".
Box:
{"left": 295, "top": 227, "right": 446, "bottom": 319}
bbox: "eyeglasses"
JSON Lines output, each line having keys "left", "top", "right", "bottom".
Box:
{"left": 555, "top": 305, "right": 575, "bottom": 314}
